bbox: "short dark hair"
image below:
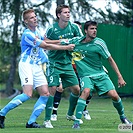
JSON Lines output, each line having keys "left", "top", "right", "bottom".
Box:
{"left": 56, "top": 5, "right": 70, "bottom": 19}
{"left": 74, "top": 21, "right": 81, "bottom": 25}
{"left": 84, "top": 21, "right": 97, "bottom": 30}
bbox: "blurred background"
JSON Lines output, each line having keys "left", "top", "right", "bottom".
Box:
{"left": 0, "top": 0, "right": 132, "bottom": 98}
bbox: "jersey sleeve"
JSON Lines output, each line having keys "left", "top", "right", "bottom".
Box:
{"left": 73, "top": 24, "right": 83, "bottom": 37}
{"left": 23, "top": 31, "right": 43, "bottom": 47}
{"left": 45, "top": 25, "right": 54, "bottom": 39}
{"left": 94, "top": 38, "right": 111, "bottom": 59}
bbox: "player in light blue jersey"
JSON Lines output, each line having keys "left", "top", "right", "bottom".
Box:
{"left": 0, "top": 9, "right": 75, "bottom": 129}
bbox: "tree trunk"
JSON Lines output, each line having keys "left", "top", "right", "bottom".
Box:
{"left": 5, "top": 54, "right": 17, "bottom": 95}
{"left": 5, "top": 0, "right": 20, "bottom": 96}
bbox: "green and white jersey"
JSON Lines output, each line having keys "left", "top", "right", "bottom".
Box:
{"left": 66, "top": 36, "right": 111, "bottom": 77}
{"left": 45, "top": 21, "right": 83, "bottom": 64}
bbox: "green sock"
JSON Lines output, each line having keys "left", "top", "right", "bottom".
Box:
{"left": 74, "top": 98, "right": 86, "bottom": 124}
{"left": 67, "top": 93, "right": 79, "bottom": 116}
{"left": 44, "top": 95, "right": 54, "bottom": 121}
{"left": 112, "top": 98, "right": 125, "bottom": 119}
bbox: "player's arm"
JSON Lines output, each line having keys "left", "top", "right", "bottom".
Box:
{"left": 39, "top": 40, "right": 75, "bottom": 51}
{"left": 25, "top": 33, "right": 74, "bottom": 50}
{"left": 108, "top": 56, "right": 126, "bottom": 88}
{"left": 44, "top": 37, "right": 61, "bottom": 44}
{"left": 44, "top": 37, "right": 70, "bottom": 45}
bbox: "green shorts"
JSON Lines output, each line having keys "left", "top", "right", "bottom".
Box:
{"left": 80, "top": 74, "right": 115, "bottom": 96}
{"left": 46, "top": 62, "right": 79, "bottom": 88}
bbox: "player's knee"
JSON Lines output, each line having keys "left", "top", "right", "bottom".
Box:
{"left": 56, "top": 86, "right": 63, "bottom": 92}
{"left": 108, "top": 90, "right": 119, "bottom": 100}
{"left": 83, "top": 88, "right": 90, "bottom": 94}
{"left": 71, "top": 89, "right": 80, "bottom": 95}
{"left": 111, "top": 94, "right": 120, "bottom": 101}
{"left": 81, "top": 88, "right": 90, "bottom": 99}
{"left": 49, "top": 86, "right": 57, "bottom": 96}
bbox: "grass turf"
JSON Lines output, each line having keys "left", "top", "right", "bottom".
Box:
{"left": 0, "top": 96, "right": 132, "bottom": 133}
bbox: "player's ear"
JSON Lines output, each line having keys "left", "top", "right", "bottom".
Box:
{"left": 57, "top": 13, "right": 61, "bottom": 19}
{"left": 84, "top": 29, "right": 87, "bottom": 34}
{"left": 24, "top": 19, "right": 28, "bottom": 24}
{"left": 24, "top": 20, "right": 28, "bottom": 24}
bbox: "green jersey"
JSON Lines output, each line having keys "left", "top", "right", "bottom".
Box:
{"left": 45, "top": 21, "right": 83, "bottom": 64}
{"left": 66, "top": 36, "right": 111, "bottom": 77}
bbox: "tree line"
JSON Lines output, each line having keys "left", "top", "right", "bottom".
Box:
{"left": 0, "top": 0, "right": 132, "bottom": 96}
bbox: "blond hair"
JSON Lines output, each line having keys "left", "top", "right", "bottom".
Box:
{"left": 22, "top": 9, "right": 35, "bottom": 21}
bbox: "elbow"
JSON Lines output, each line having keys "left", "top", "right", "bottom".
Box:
{"left": 108, "top": 56, "right": 113, "bottom": 62}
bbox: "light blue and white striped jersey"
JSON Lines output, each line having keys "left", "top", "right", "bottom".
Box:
{"left": 20, "top": 28, "right": 48, "bottom": 65}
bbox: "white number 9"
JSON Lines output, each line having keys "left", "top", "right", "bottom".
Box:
{"left": 50, "top": 76, "right": 53, "bottom": 83}
{"left": 81, "top": 81, "right": 84, "bottom": 88}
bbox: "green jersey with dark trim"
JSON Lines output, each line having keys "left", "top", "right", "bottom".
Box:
{"left": 66, "top": 36, "right": 111, "bottom": 77}
{"left": 45, "top": 21, "right": 83, "bottom": 64}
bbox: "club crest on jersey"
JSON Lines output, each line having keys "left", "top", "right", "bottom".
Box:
{"left": 32, "top": 48, "right": 38, "bottom": 54}
{"left": 72, "top": 52, "right": 85, "bottom": 61}
{"left": 59, "top": 36, "right": 62, "bottom": 39}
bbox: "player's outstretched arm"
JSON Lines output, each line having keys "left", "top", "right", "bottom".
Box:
{"left": 40, "top": 41, "right": 75, "bottom": 51}
{"left": 44, "top": 38, "right": 69, "bottom": 45}
{"left": 108, "top": 56, "right": 126, "bottom": 88}
{"left": 44, "top": 39, "right": 61, "bottom": 44}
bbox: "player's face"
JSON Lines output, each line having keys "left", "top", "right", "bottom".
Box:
{"left": 86, "top": 25, "right": 97, "bottom": 39}
{"left": 25, "top": 12, "right": 38, "bottom": 29}
{"left": 58, "top": 8, "right": 70, "bottom": 22}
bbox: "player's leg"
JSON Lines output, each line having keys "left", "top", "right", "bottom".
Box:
{"left": 41, "top": 63, "right": 60, "bottom": 121}
{"left": 61, "top": 65, "right": 80, "bottom": 120}
{"left": 26, "top": 64, "right": 50, "bottom": 128}
{"left": 107, "top": 89, "right": 132, "bottom": 124}
{"left": 26, "top": 85, "right": 49, "bottom": 128}
{"left": 0, "top": 62, "right": 32, "bottom": 129}
{"left": 41, "top": 63, "right": 59, "bottom": 122}
{"left": 83, "top": 95, "right": 92, "bottom": 120}
{"left": 72, "top": 76, "right": 92, "bottom": 129}
{"left": 51, "top": 82, "right": 63, "bottom": 121}
{"left": 43, "top": 72, "right": 60, "bottom": 128}
{"left": 98, "top": 74, "right": 132, "bottom": 124}
{"left": 43, "top": 86, "right": 56, "bottom": 128}
{"left": 76, "top": 70, "right": 92, "bottom": 120}
{"left": 67, "top": 85, "right": 80, "bottom": 117}
{"left": 73, "top": 88, "right": 90, "bottom": 129}
{"left": 0, "top": 88, "right": 31, "bottom": 129}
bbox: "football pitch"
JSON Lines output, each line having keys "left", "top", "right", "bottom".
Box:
{"left": 0, "top": 96, "right": 132, "bottom": 133}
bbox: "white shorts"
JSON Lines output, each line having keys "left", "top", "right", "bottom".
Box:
{"left": 18, "top": 61, "right": 47, "bottom": 89}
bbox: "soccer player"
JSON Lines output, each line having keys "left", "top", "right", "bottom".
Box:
{"left": 43, "top": 5, "right": 83, "bottom": 128}
{"left": 50, "top": 20, "right": 91, "bottom": 122}
{"left": 61, "top": 20, "right": 132, "bottom": 129}
{"left": 73, "top": 21, "right": 92, "bottom": 120}
{"left": 0, "top": 9, "right": 75, "bottom": 129}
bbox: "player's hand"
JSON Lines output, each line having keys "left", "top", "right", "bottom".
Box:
{"left": 118, "top": 77, "right": 126, "bottom": 88}
{"left": 67, "top": 44, "right": 75, "bottom": 51}
{"left": 44, "top": 35, "right": 47, "bottom": 40}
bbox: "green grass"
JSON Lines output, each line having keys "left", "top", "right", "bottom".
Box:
{"left": 0, "top": 97, "right": 133, "bottom": 133}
